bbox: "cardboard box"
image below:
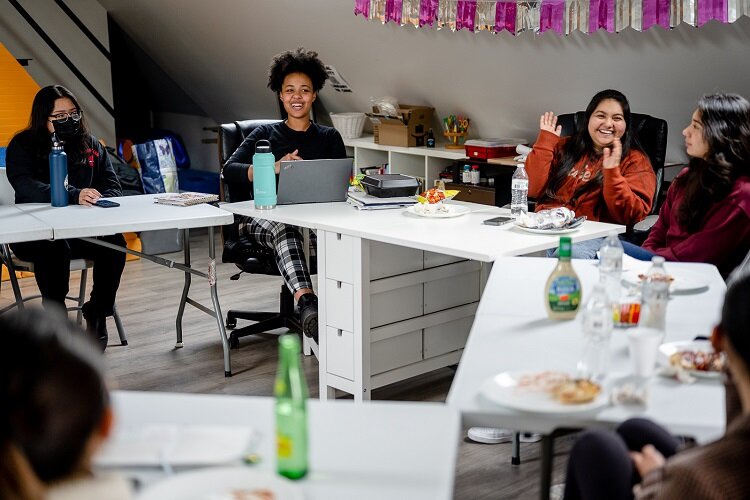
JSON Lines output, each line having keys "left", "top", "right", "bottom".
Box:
{"left": 371, "top": 105, "right": 434, "bottom": 148}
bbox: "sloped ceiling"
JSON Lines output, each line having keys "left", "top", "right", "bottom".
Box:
{"left": 98, "top": 0, "right": 750, "bottom": 160}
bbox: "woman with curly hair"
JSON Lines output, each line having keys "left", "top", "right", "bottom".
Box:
{"left": 526, "top": 89, "right": 656, "bottom": 258}
{"left": 222, "top": 48, "right": 346, "bottom": 341}
{"left": 624, "top": 93, "right": 750, "bottom": 277}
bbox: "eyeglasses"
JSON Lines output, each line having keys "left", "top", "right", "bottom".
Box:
{"left": 49, "top": 110, "right": 83, "bottom": 123}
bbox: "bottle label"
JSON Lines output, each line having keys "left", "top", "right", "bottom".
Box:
{"left": 548, "top": 276, "right": 581, "bottom": 312}
{"left": 511, "top": 179, "right": 528, "bottom": 190}
{"left": 277, "top": 432, "right": 293, "bottom": 458}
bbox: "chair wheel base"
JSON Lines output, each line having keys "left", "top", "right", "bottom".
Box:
{"left": 229, "top": 335, "right": 240, "bottom": 350}
{"left": 175, "top": 342, "right": 184, "bottom": 349}
{"left": 226, "top": 318, "right": 237, "bottom": 329}
{"left": 224, "top": 370, "right": 232, "bottom": 377}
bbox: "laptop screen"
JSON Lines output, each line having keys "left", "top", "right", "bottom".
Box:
{"left": 276, "top": 158, "right": 353, "bottom": 205}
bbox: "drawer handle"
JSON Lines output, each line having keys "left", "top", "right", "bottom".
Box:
{"left": 337, "top": 281, "right": 342, "bottom": 289}
{"left": 338, "top": 329, "right": 343, "bottom": 336}
{"left": 337, "top": 233, "right": 342, "bottom": 240}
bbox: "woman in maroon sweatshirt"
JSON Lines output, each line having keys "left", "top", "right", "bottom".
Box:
{"left": 630, "top": 93, "right": 750, "bottom": 278}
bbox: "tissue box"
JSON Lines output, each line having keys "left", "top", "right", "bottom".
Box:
{"left": 464, "top": 139, "right": 526, "bottom": 160}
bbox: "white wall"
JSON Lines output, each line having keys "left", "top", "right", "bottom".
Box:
{"left": 0, "top": 0, "right": 115, "bottom": 144}
{"left": 98, "top": 0, "right": 750, "bottom": 163}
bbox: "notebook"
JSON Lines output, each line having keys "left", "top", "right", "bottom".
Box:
{"left": 154, "top": 192, "right": 219, "bottom": 206}
{"left": 277, "top": 158, "right": 353, "bottom": 205}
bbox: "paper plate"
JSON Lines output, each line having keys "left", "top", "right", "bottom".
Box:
{"left": 658, "top": 340, "right": 723, "bottom": 379}
{"left": 479, "top": 371, "right": 609, "bottom": 415}
{"left": 513, "top": 224, "right": 581, "bottom": 235}
{"left": 406, "top": 204, "right": 470, "bottom": 218}
{"left": 622, "top": 269, "right": 709, "bottom": 295}
{"left": 136, "top": 467, "right": 304, "bottom": 500}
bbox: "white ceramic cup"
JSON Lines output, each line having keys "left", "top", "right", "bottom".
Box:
{"left": 627, "top": 327, "right": 664, "bottom": 378}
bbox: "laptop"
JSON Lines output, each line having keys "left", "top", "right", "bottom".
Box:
{"left": 277, "top": 158, "right": 354, "bottom": 205}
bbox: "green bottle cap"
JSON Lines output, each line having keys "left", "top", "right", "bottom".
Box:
{"left": 558, "top": 236, "right": 572, "bottom": 258}
{"left": 279, "top": 334, "right": 301, "bottom": 353}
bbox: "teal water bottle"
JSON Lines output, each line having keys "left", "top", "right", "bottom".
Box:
{"left": 252, "top": 139, "right": 277, "bottom": 209}
{"left": 275, "top": 334, "right": 308, "bottom": 479}
{"left": 49, "top": 134, "right": 68, "bottom": 207}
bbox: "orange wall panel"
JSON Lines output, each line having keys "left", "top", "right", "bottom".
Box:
{"left": 0, "top": 42, "right": 39, "bottom": 147}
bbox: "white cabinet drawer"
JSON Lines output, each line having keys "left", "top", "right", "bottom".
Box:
{"left": 325, "top": 279, "right": 354, "bottom": 331}
{"left": 424, "top": 251, "right": 464, "bottom": 269}
{"left": 325, "top": 232, "right": 355, "bottom": 283}
{"left": 423, "top": 315, "right": 474, "bottom": 358}
{"left": 326, "top": 326, "right": 354, "bottom": 380}
{"left": 370, "top": 242, "right": 423, "bottom": 280}
{"left": 371, "top": 329, "right": 422, "bottom": 374}
{"left": 424, "top": 269, "right": 480, "bottom": 314}
{"left": 371, "top": 283, "right": 423, "bottom": 328}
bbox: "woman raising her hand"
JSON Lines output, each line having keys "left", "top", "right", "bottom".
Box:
{"left": 526, "top": 89, "right": 656, "bottom": 257}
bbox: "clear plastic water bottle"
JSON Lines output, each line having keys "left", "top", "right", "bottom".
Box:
{"left": 599, "top": 231, "right": 623, "bottom": 303}
{"left": 578, "top": 283, "right": 613, "bottom": 380}
{"left": 252, "top": 139, "right": 277, "bottom": 209}
{"left": 49, "top": 134, "right": 68, "bottom": 207}
{"left": 510, "top": 163, "right": 528, "bottom": 218}
{"left": 640, "top": 256, "right": 670, "bottom": 331}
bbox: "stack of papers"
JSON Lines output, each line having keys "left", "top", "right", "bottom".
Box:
{"left": 154, "top": 192, "right": 219, "bottom": 206}
{"left": 347, "top": 190, "right": 416, "bottom": 210}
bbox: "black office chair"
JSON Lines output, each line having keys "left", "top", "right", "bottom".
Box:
{"left": 218, "top": 119, "right": 304, "bottom": 348}
{"left": 556, "top": 111, "right": 668, "bottom": 243}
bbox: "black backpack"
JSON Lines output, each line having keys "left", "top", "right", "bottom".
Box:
{"left": 106, "top": 146, "right": 144, "bottom": 196}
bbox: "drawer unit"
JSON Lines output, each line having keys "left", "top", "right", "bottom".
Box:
{"left": 326, "top": 326, "right": 354, "bottom": 380}
{"left": 325, "top": 232, "right": 355, "bottom": 283}
{"left": 371, "top": 329, "right": 422, "bottom": 374}
{"left": 370, "top": 241, "right": 423, "bottom": 280}
{"left": 424, "top": 266, "right": 481, "bottom": 314}
{"left": 423, "top": 315, "right": 474, "bottom": 358}
{"left": 325, "top": 279, "right": 354, "bottom": 331}
{"left": 371, "top": 283, "right": 423, "bottom": 328}
{"left": 451, "top": 185, "right": 495, "bottom": 206}
{"left": 424, "top": 251, "right": 464, "bottom": 269}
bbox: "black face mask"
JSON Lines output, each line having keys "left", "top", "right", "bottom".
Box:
{"left": 52, "top": 119, "right": 81, "bottom": 141}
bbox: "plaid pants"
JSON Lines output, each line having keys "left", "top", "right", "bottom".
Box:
{"left": 237, "top": 216, "right": 316, "bottom": 294}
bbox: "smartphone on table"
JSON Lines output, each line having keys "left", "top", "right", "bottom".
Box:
{"left": 94, "top": 199, "right": 120, "bottom": 208}
{"left": 482, "top": 216, "right": 514, "bottom": 226}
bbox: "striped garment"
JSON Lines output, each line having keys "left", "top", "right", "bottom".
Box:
{"left": 238, "top": 216, "right": 315, "bottom": 294}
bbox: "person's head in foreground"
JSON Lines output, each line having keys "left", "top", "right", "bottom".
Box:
{"left": 0, "top": 308, "right": 112, "bottom": 500}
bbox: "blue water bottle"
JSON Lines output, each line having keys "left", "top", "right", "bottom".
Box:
{"left": 49, "top": 134, "right": 68, "bottom": 207}
{"left": 252, "top": 139, "right": 277, "bottom": 209}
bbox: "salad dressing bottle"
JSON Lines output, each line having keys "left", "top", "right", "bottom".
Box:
{"left": 545, "top": 236, "right": 582, "bottom": 320}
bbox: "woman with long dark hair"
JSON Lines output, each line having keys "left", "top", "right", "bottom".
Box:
{"left": 526, "top": 89, "right": 656, "bottom": 258}
{"left": 628, "top": 93, "right": 750, "bottom": 277}
{"left": 6, "top": 85, "right": 126, "bottom": 350}
{"left": 223, "top": 48, "right": 346, "bottom": 342}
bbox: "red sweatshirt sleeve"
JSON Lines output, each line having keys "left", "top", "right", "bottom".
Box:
{"left": 525, "top": 130, "right": 562, "bottom": 198}
{"left": 601, "top": 150, "right": 656, "bottom": 225}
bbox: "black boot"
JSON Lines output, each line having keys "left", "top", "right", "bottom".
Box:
{"left": 297, "top": 293, "right": 318, "bottom": 343}
{"left": 83, "top": 307, "right": 109, "bottom": 351}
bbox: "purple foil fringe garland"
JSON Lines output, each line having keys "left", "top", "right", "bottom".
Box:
{"left": 456, "top": 0, "right": 478, "bottom": 30}
{"left": 354, "top": 0, "right": 740, "bottom": 34}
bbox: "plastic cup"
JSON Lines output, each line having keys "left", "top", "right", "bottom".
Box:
{"left": 627, "top": 327, "right": 663, "bottom": 378}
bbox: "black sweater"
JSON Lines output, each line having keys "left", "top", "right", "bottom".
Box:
{"left": 6, "top": 130, "right": 122, "bottom": 204}
{"left": 222, "top": 121, "right": 347, "bottom": 187}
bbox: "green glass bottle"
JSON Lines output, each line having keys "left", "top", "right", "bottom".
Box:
{"left": 275, "top": 334, "right": 308, "bottom": 480}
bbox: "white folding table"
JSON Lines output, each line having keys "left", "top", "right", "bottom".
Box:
{"left": 447, "top": 256, "right": 727, "bottom": 499}
{"left": 13, "top": 195, "right": 237, "bottom": 374}
{"left": 104, "top": 390, "right": 460, "bottom": 500}
{"left": 221, "top": 200, "right": 623, "bottom": 400}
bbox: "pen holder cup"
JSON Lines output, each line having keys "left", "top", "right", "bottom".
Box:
{"left": 444, "top": 131, "right": 468, "bottom": 149}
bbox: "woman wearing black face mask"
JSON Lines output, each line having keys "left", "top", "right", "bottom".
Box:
{"left": 6, "top": 85, "right": 126, "bottom": 351}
